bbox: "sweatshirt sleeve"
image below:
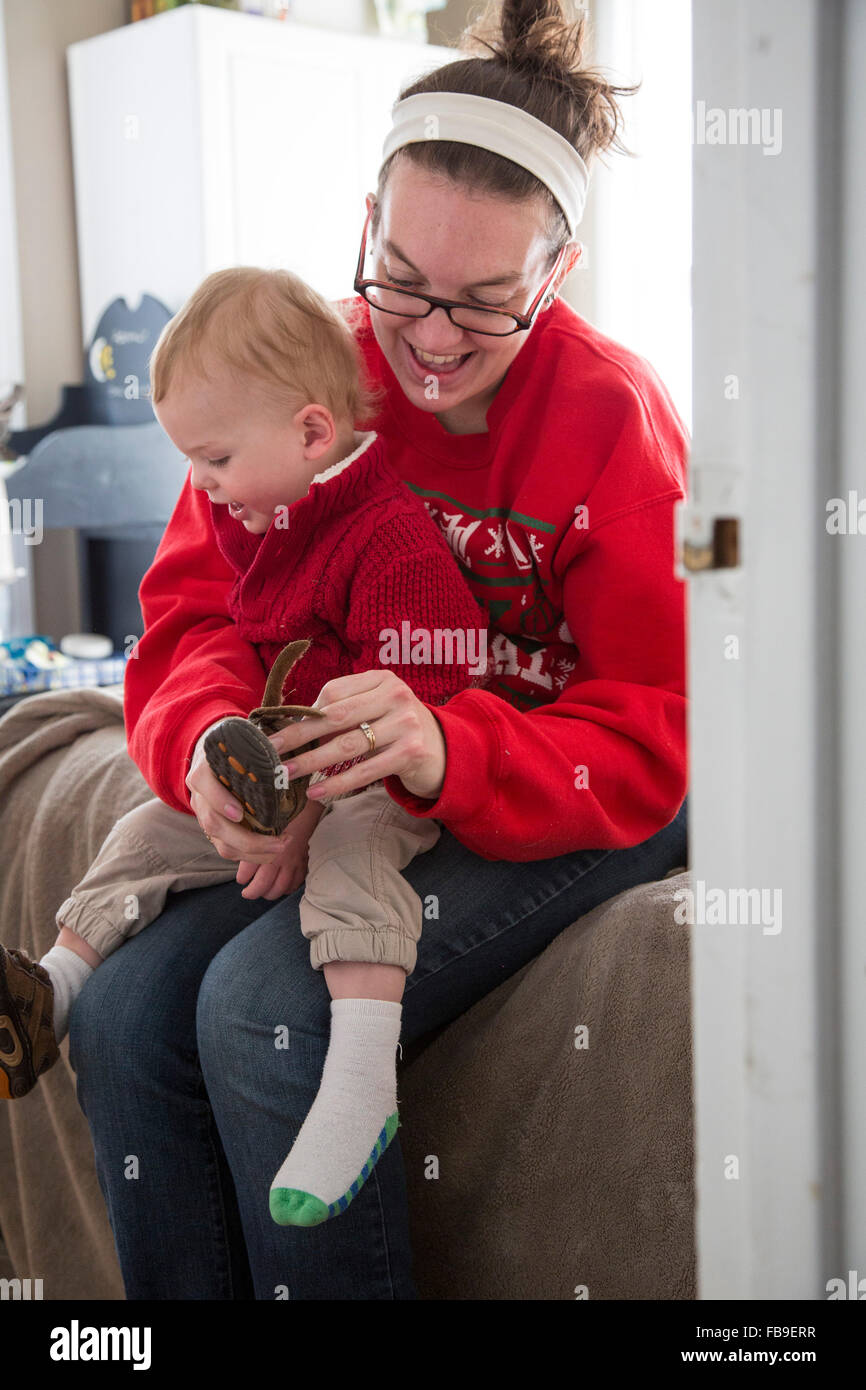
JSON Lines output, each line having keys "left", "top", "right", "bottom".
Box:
{"left": 123, "top": 470, "right": 268, "bottom": 813}
{"left": 383, "top": 492, "right": 688, "bottom": 861}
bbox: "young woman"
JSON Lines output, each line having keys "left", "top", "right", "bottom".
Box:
{"left": 69, "top": 0, "right": 689, "bottom": 1299}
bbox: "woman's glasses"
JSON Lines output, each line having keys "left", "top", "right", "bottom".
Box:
{"left": 353, "top": 207, "right": 570, "bottom": 338}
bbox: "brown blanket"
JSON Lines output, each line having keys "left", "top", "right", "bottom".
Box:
{"left": 0, "top": 686, "right": 150, "bottom": 1299}
{"left": 0, "top": 687, "right": 694, "bottom": 1300}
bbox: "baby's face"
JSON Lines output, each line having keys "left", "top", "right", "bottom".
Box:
{"left": 155, "top": 366, "right": 320, "bottom": 534}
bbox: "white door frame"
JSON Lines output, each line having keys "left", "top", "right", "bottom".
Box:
{"left": 836, "top": 0, "right": 866, "bottom": 1287}
{"left": 688, "top": 0, "right": 863, "bottom": 1298}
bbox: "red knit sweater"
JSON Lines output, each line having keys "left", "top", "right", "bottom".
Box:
{"left": 209, "top": 430, "right": 488, "bottom": 706}
{"left": 124, "top": 296, "right": 689, "bottom": 860}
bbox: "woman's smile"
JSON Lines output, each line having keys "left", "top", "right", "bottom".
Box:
{"left": 402, "top": 337, "right": 477, "bottom": 387}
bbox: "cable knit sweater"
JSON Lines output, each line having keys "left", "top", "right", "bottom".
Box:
{"left": 209, "top": 429, "right": 488, "bottom": 707}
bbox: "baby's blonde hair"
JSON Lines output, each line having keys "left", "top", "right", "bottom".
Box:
{"left": 149, "top": 266, "right": 381, "bottom": 424}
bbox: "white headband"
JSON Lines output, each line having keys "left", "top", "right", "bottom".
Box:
{"left": 381, "top": 91, "right": 590, "bottom": 236}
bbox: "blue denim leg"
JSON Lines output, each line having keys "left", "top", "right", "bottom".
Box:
{"left": 194, "top": 908, "right": 418, "bottom": 1302}
{"left": 68, "top": 880, "right": 276, "bottom": 1300}
{"left": 71, "top": 796, "right": 688, "bottom": 1300}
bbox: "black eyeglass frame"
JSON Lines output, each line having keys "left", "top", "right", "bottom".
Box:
{"left": 353, "top": 205, "right": 569, "bottom": 338}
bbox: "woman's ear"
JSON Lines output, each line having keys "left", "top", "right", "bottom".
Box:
{"left": 560, "top": 242, "right": 584, "bottom": 282}
{"left": 547, "top": 242, "right": 585, "bottom": 305}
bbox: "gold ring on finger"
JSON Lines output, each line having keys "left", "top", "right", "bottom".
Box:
{"left": 359, "top": 720, "right": 376, "bottom": 754}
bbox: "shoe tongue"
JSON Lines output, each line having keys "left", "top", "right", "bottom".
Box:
{"left": 261, "top": 639, "right": 312, "bottom": 707}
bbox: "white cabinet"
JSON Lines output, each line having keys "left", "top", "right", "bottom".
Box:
{"left": 67, "top": 7, "right": 451, "bottom": 343}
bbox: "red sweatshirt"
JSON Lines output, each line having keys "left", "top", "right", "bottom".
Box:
{"left": 125, "top": 296, "right": 689, "bottom": 861}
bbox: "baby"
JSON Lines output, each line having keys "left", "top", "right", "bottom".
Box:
{"left": 0, "top": 266, "right": 489, "bottom": 1228}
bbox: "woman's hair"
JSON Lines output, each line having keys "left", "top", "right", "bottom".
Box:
{"left": 373, "top": 0, "right": 639, "bottom": 260}
{"left": 149, "top": 267, "right": 382, "bottom": 425}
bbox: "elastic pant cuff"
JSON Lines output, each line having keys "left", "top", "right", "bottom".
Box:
{"left": 55, "top": 896, "right": 128, "bottom": 960}
{"left": 308, "top": 927, "right": 415, "bottom": 976}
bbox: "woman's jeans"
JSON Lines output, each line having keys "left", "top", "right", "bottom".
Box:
{"left": 68, "top": 797, "right": 688, "bottom": 1301}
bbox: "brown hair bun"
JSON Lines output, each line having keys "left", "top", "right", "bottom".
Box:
{"left": 375, "top": 0, "right": 639, "bottom": 256}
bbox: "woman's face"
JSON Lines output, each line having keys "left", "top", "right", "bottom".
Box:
{"left": 364, "top": 161, "right": 571, "bottom": 432}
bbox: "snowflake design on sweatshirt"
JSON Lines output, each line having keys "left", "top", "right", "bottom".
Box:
{"left": 484, "top": 524, "right": 506, "bottom": 559}
{"left": 553, "top": 656, "right": 577, "bottom": 690}
{"left": 528, "top": 533, "right": 545, "bottom": 563}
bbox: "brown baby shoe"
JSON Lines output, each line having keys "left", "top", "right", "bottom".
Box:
{"left": 204, "top": 638, "right": 326, "bottom": 837}
{"left": 0, "top": 944, "right": 60, "bottom": 1099}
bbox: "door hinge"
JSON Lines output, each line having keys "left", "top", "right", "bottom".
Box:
{"left": 676, "top": 505, "right": 741, "bottom": 575}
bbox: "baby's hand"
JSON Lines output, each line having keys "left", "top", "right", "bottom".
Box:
{"left": 235, "top": 797, "right": 325, "bottom": 901}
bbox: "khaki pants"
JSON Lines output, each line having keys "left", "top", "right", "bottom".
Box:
{"left": 56, "top": 785, "right": 441, "bottom": 975}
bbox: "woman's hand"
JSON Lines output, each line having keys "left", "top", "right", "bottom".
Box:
{"left": 185, "top": 722, "right": 292, "bottom": 864}
{"left": 268, "top": 670, "right": 448, "bottom": 804}
{"left": 234, "top": 799, "right": 324, "bottom": 900}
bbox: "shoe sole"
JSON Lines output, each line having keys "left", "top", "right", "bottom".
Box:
{"left": 204, "top": 717, "right": 312, "bottom": 837}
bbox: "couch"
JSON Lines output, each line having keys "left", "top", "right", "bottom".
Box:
{"left": 0, "top": 685, "right": 694, "bottom": 1300}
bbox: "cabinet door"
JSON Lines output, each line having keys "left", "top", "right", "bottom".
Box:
{"left": 69, "top": 8, "right": 452, "bottom": 331}
{"left": 197, "top": 18, "right": 451, "bottom": 300}
{"left": 68, "top": 13, "right": 207, "bottom": 343}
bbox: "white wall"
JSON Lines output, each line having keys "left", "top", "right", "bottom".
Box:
{"left": 0, "top": 2, "right": 23, "bottom": 408}
{"left": 587, "top": 0, "right": 692, "bottom": 429}
{"left": 2, "top": 0, "right": 129, "bottom": 640}
{"left": 3, "top": 0, "right": 128, "bottom": 424}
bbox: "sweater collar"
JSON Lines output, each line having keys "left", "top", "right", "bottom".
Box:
{"left": 310, "top": 428, "right": 377, "bottom": 487}
{"left": 210, "top": 428, "right": 386, "bottom": 577}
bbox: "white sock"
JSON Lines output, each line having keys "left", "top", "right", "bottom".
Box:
{"left": 38, "top": 944, "right": 95, "bottom": 1042}
{"left": 270, "top": 997, "right": 403, "bottom": 1227}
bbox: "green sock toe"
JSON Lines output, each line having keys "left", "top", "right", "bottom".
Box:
{"left": 269, "top": 1188, "right": 329, "bottom": 1227}
{"left": 270, "top": 1110, "right": 400, "bottom": 1227}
